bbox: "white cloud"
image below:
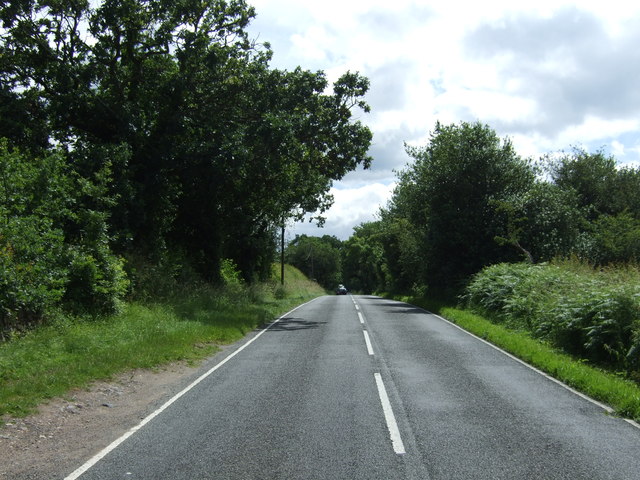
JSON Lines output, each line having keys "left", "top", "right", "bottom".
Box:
{"left": 290, "top": 27, "right": 331, "bottom": 62}
{"left": 559, "top": 117, "right": 640, "bottom": 148}
{"left": 288, "top": 182, "right": 396, "bottom": 240}
{"left": 247, "top": 0, "right": 640, "bottom": 239}
{"left": 611, "top": 141, "right": 625, "bottom": 157}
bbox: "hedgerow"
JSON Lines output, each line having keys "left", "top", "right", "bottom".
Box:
{"left": 464, "top": 260, "right": 640, "bottom": 374}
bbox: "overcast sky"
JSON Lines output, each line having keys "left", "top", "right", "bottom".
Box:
{"left": 246, "top": 0, "right": 640, "bottom": 240}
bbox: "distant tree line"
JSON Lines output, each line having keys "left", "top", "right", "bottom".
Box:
{"left": 0, "top": 0, "right": 372, "bottom": 333}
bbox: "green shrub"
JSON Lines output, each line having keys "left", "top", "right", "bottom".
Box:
{"left": 220, "top": 258, "right": 244, "bottom": 287}
{"left": 0, "top": 143, "right": 71, "bottom": 332}
{"left": 125, "top": 249, "right": 204, "bottom": 302}
{"left": 0, "top": 140, "right": 129, "bottom": 332}
{"left": 0, "top": 218, "right": 67, "bottom": 331}
{"left": 464, "top": 260, "right": 640, "bottom": 373}
{"left": 63, "top": 245, "right": 129, "bottom": 315}
{"left": 463, "top": 262, "right": 535, "bottom": 319}
{"left": 591, "top": 212, "right": 640, "bottom": 264}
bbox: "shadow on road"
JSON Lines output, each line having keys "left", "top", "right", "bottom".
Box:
{"left": 266, "top": 317, "right": 327, "bottom": 331}
{"left": 360, "top": 297, "right": 429, "bottom": 316}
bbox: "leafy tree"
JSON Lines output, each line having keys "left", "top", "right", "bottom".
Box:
{"left": 0, "top": 141, "right": 128, "bottom": 333}
{"left": 0, "top": 0, "right": 90, "bottom": 149}
{"left": 1, "top": 0, "right": 372, "bottom": 290}
{"left": 548, "top": 149, "right": 618, "bottom": 219}
{"left": 0, "top": 142, "right": 69, "bottom": 331}
{"left": 391, "top": 121, "right": 535, "bottom": 292}
{"left": 285, "top": 235, "right": 342, "bottom": 289}
{"left": 341, "top": 222, "right": 387, "bottom": 293}
{"left": 175, "top": 65, "right": 372, "bottom": 281}
{"left": 609, "top": 167, "right": 640, "bottom": 219}
{"left": 493, "top": 182, "right": 584, "bottom": 263}
{"left": 374, "top": 215, "right": 421, "bottom": 293}
{"left": 590, "top": 212, "right": 640, "bottom": 265}
{"left": 546, "top": 148, "right": 640, "bottom": 265}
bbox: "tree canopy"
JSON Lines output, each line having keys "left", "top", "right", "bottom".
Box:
{"left": 386, "top": 121, "right": 535, "bottom": 291}
{"left": 0, "top": 0, "right": 372, "bottom": 332}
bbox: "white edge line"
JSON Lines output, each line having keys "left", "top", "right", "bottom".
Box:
{"left": 427, "top": 312, "right": 640, "bottom": 430}
{"left": 363, "top": 330, "right": 374, "bottom": 355}
{"left": 374, "top": 373, "right": 406, "bottom": 455}
{"left": 357, "top": 311, "right": 365, "bottom": 325}
{"left": 64, "top": 298, "right": 319, "bottom": 480}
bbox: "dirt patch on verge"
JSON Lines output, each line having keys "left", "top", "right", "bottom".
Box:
{"left": 1, "top": 360, "right": 207, "bottom": 479}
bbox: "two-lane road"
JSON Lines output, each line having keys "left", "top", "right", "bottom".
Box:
{"left": 357, "top": 296, "right": 640, "bottom": 479}
{"left": 66, "top": 295, "right": 640, "bottom": 479}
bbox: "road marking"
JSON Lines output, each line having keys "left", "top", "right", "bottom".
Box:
{"left": 64, "top": 298, "right": 320, "bottom": 480}
{"left": 374, "top": 373, "right": 406, "bottom": 455}
{"left": 357, "top": 311, "right": 365, "bottom": 325}
{"left": 427, "top": 311, "right": 640, "bottom": 431}
{"left": 363, "top": 330, "right": 374, "bottom": 355}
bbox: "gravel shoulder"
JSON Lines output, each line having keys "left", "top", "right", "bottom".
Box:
{"left": 0, "top": 342, "right": 241, "bottom": 480}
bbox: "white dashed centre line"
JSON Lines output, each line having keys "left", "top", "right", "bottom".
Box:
{"left": 363, "top": 331, "right": 374, "bottom": 355}
{"left": 356, "top": 300, "right": 406, "bottom": 454}
{"left": 374, "top": 373, "right": 406, "bottom": 455}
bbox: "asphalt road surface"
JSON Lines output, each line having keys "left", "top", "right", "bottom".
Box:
{"left": 66, "top": 295, "right": 640, "bottom": 479}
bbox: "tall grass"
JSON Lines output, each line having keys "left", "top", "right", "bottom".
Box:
{"left": 463, "top": 260, "right": 640, "bottom": 373}
{"left": 0, "top": 264, "right": 325, "bottom": 420}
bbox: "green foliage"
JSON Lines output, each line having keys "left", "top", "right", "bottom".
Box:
{"left": 386, "top": 121, "right": 535, "bottom": 292}
{"left": 341, "top": 221, "right": 387, "bottom": 293}
{"left": 1, "top": 0, "right": 372, "bottom": 319}
{"left": 548, "top": 148, "right": 618, "bottom": 218}
{"left": 63, "top": 244, "right": 129, "bottom": 315}
{"left": 464, "top": 261, "right": 640, "bottom": 373}
{"left": 378, "top": 215, "right": 423, "bottom": 293}
{"left": 219, "top": 258, "right": 244, "bottom": 291}
{"left": 544, "top": 148, "right": 640, "bottom": 265}
{"left": 0, "top": 141, "right": 128, "bottom": 334}
{"left": 590, "top": 212, "right": 640, "bottom": 264}
{"left": 493, "top": 182, "right": 585, "bottom": 263}
{"left": 463, "top": 262, "right": 535, "bottom": 319}
{"left": 124, "top": 249, "right": 203, "bottom": 302}
{"left": 0, "top": 218, "right": 67, "bottom": 329}
{"left": 369, "top": 135, "right": 640, "bottom": 299}
{"left": 340, "top": 218, "right": 430, "bottom": 295}
{"left": 0, "top": 143, "right": 69, "bottom": 330}
{"left": 609, "top": 167, "right": 640, "bottom": 218}
{"left": 285, "top": 235, "right": 342, "bottom": 289}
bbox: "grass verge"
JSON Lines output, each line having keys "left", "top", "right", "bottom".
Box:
{"left": 0, "top": 265, "right": 325, "bottom": 420}
{"left": 387, "top": 295, "right": 640, "bottom": 423}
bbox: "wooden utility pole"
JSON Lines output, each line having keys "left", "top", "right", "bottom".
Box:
{"left": 280, "top": 219, "right": 285, "bottom": 286}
